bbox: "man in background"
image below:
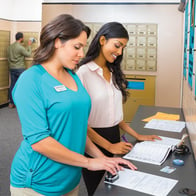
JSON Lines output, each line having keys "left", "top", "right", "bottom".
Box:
{"left": 7, "top": 32, "right": 32, "bottom": 108}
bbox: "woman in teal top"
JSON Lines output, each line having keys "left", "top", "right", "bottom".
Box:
{"left": 10, "top": 14, "right": 136, "bottom": 196}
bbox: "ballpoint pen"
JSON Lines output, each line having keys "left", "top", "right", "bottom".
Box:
{"left": 121, "top": 134, "right": 129, "bottom": 142}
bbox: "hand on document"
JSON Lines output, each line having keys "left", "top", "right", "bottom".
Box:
{"left": 136, "top": 134, "right": 162, "bottom": 141}
{"left": 102, "top": 156, "right": 137, "bottom": 176}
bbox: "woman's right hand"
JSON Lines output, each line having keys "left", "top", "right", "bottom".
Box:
{"left": 107, "top": 142, "right": 132, "bottom": 155}
{"left": 86, "top": 156, "right": 137, "bottom": 175}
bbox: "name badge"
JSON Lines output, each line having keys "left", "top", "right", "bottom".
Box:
{"left": 54, "top": 85, "right": 67, "bottom": 92}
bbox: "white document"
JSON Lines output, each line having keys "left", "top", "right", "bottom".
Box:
{"left": 144, "top": 119, "right": 185, "bottom": 133}
{"left": 104, "top": 168, "right": 178, "bottom": 196}
{"left": 123, "top": 136, "right": 180, "bottom": 165}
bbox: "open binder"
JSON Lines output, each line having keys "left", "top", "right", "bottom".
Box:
{"left": 123, "top": 136, "right": 180, "bottom": 165}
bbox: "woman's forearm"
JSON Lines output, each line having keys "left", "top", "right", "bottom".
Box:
{"left": 85, "top": 135, "right": 105, "bottom": 158}
{"left": 32, "top": 136, "right": 89, "bottom": 168}
{"left": 119, "top": 120, "right": 139, "bottom": 139}
{"left": 87, "top": 126, "right": 112, "bottom": 152}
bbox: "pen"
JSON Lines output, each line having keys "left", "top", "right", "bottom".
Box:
{"left": 121, "top": 134, "right": 129, "bottom": 142}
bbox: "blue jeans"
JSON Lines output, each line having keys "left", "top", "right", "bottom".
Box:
{"left": 9, "top": 68, "right": 25, "bottom": 104}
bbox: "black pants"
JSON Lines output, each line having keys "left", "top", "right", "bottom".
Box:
{"left": 82, "top": 125, "right": 120, "bottom": 196}
{"left": 9, "top": 68, "right": 25, "bottom": 104}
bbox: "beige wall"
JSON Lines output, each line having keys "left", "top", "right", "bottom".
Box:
{"left": 0, "top": 19, "right": 41, "bottom": 43}
{"left": 0, "top": 19, "right": 12, "bottom": 30}
{"left": 42, "top": 3, "right": 184, "bottom": 108}
{"left": 42, "top": 4, "right": 73, "bottom": 27}
{"left": 10, "top": 22, "right": 41, "bottom": 43}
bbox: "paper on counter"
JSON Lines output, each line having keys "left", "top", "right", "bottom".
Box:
{"left": 144, "top": 119, "right": 185, "bottom": 133}
{"left": 104, "top": 168, "right": 178, "bottom": 196}
{"left": 142, "top": 112, "right": 180, "bottom": 122}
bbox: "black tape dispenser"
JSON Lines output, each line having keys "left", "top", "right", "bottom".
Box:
{"left": 105, "top": 171, "right": 119, "bottom": 183}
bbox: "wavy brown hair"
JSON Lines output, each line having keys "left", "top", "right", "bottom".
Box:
{"left": 33, "top": 14, "right": 90, "bottom": 66}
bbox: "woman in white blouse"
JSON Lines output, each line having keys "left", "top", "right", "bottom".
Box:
{"left": 77, "top": 22, "right": 160, "bottom": 196}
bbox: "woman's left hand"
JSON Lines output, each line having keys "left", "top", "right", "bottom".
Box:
{"left": 137, "top": 134, "right": 161, "bottom": 141}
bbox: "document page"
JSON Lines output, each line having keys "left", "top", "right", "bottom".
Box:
{"left": 123, "top": 136, "right": 180, "bottom": 165}
{"left": 124, "top": 142, "right": 171, "bottom": 165}
{"left": 144, "top": 119, "right": 185, "bottom": 132}
{"left": 104, "top": 168, "right": 178, "bottom": 196}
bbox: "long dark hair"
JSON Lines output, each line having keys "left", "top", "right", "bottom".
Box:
{"left": 79, "top": 22, "right": 129, "bottom": 102}
{"left": 33, "top": 14, "right": 90, "bottom": 65}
